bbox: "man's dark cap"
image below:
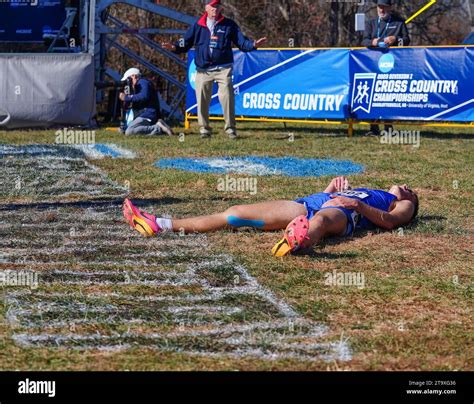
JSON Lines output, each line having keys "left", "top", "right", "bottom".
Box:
{"left": 377, "top": 0, "right": 392, "bottom": 5}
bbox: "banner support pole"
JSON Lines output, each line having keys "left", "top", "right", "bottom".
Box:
{"left": 185, "top": 113, "right": 190, "bottom": 130}
{"left": 348, "top": 120, "right": 354, "bottom": 138}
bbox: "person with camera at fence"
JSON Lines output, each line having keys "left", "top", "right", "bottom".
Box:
{"left": 119, "top": 68, "right": 174, "bottom": 136}
{"left": 362, "top": 0, "right": 410, "bottom": 137}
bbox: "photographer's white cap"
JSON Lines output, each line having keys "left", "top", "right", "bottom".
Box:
{"left": 122, "top": 68, "right": 141, "bottom": 81}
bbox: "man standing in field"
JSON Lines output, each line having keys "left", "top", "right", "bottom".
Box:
{"left": 163, "top": 0, "right": 267, "bottom": 139}
{"left": 362, "top": 0, "right": 410, "bottom": 137}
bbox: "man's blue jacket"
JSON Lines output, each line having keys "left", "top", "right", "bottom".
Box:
{"left": 174, "top": 12, "right": 256, "bottom": 69}
{"left": 124, "top": 78, "right": 160, "bottom": 123}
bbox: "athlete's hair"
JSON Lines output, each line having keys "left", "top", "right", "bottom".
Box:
{"left": 411, "top": 192, "right": 419, "bottom": 222}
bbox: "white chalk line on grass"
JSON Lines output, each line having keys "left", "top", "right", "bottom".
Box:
{"left": 192, "top": 255, "right": 298, "bottom": 318}
{"left": 5, "top": 288, "right": 281, "bottom": 318}
{"left": 6, "top": 264, "right": 341, "bottom": 360}
{"left": 1, "top": 249, "right": 199, "bottom": 260}
{"left": 11, "top": 319, "right": 349, "bottom": 362}
{"left": 3, "top": 147, "right": 352, "bottom": 362}
{"left": 0, "top": 145, "right": 64, "bottom": 156}
{"left": 72, "top": 144, "right": 137, "bottom": 160}
{"left": 6, "top": 255, "right": 307, "bottom": 338}
{"left": 2, "top": 240, "right": 207, "bottom": 252}
{"left": 0, "top": 261, "right": 191, "bottom": 271}
{"left": 1, "top": 154, "right": 129, "bottom": 200}
{"left": 7, "top": 297, "right": 242, "bottom": 320}
{"left": 30, "top": 269, "right": 193, "bottom": 278}
{"left": 40, "top": 279, "right": 202, "bottom": 287}
{"left": 3, "top": 236, "right": 209, "bottom": 249}
{"left": 13, "top": 333, "right": 341, "bottom": 361}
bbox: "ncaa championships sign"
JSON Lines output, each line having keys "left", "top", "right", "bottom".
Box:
{"left": 186, "top": 47, "right": 474, "bottom": 123}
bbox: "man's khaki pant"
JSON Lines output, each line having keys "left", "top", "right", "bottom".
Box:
{"left": 195, "top": 67, "right": 236, "bottom": 135}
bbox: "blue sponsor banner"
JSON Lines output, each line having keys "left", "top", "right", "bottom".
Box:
{"left": 186, "top": 49, "right": 351, "bottom": 120}
{"left": 0, "top": 0, "right": 65, "bottom": 43}
{"left": 350, "top": 47, "right": 474, "bottom": 122}
{"left": 186, "top": 47, "right": 474, "bottom": 123}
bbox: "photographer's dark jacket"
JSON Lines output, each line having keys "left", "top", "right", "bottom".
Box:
{"left": 362, "top": 14, "right": 410, "bottom": 47}
{"left": 174, "top": 12, "right": 255, "bottom": 69}
{"left": 123, "top": 78, "right": 160, "bottom": 123}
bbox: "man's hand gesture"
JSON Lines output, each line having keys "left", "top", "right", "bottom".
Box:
{"left": 162, "top": 42, "right": 176, "bottom": 52}
{"left": 254, "top": 37, "right": 268, "bottom": 49}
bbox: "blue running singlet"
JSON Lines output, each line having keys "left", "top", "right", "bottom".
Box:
{"left": 295, "top": 188, "right": 397, "bottom": 236}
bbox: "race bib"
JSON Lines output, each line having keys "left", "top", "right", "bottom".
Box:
{"left": 334, "top": 190, "right": 370, "bottom": 199}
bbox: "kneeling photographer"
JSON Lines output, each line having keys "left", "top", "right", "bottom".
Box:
{"left": 119, "top": 68, "right": 174, "bottom": 136}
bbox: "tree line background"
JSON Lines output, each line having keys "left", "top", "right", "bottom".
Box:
{"left": 111, "top": 0, "right": 471, "bottom": 50}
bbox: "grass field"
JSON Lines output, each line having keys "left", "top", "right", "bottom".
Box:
{"left": 0, "top": 122, "right": 473, "bottom": 371}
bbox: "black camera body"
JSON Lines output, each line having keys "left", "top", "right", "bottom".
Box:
{"left": 95, "top": 77, "right": 132, "bottom": 93}
{"left": 95, "top": 78, "right": 133, "bottom": 132}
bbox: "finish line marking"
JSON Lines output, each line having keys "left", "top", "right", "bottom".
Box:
{"left": 1, "top": 146, "right": 352, "bottom": 363}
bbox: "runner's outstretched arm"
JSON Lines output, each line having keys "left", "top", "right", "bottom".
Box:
{"left": 327, "top": 196, "right": 414, "bottom": 230}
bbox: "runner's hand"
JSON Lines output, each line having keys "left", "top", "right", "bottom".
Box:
{"left": 332, "top": 176, "right": 350, "bottom": 192}
{"left": 328, "top": 196, "right": 359, "bottom": 210}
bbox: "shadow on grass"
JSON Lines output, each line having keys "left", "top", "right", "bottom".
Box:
{"left": 352, "top": 129, "right": 474, "bottom": 140}
{"left": 404, "top": 215, "right": 449, "bottom": 234}
{"left": 293, "top": 215, "right": 448, "bottom": 258}
{"left": 417, "top": 130, "right": 474, "bottom": 140}
{"left": 238, "top": 124, "right": 348, "bottom": 136}
{"left": 0, "top": 197, "right": 183, "bottom": 211}
{"left": 296, "top": 249, "right": 360, "bottom": 260}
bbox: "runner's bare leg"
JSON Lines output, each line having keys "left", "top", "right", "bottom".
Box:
{"left": 172, "top": 201, "right": 307, "bottom": 233}
{"left": 301, "top": 209, "right": 348, "bottom": 248}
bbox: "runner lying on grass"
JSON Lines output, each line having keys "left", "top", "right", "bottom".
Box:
{"left": 123, "top": 176, "right": 419, "bottom": 257}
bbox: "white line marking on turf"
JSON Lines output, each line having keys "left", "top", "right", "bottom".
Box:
{"left": 191, "top": 256, "right": 298, "bottom": 318}
{"left": 72, "top": 144, "right": 137, "bottom": 160}
{"left": 3, "top": 146, "right": 352, "bottom": 362}
{"left": 10, "top": 317, "right": 350, "bottom": 362}
{"left": 202, "top": 158, "right": 281, "bottom": 176}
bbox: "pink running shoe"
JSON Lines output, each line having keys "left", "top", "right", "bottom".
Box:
{"left": 122, "top": 199, "right": 161, "bottom": 237}
{"left": 272, "top": 215, "right": 310, "bottom": 257}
